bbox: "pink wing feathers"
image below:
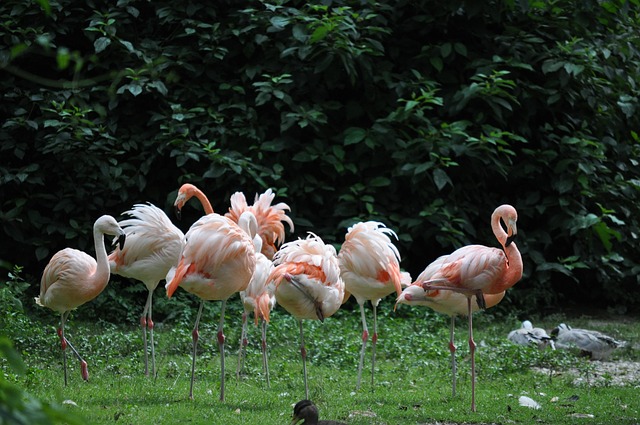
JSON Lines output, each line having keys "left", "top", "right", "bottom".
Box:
{"left": 269, "top": 232, "right": 344, "bottom": 321}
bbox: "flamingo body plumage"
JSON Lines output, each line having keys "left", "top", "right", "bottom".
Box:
{"left": 36, "top": 215, "right": 125, "bottom": 385}
{"left": 337, "top": 221, "right": 403, "bottom": 390}
{"left": 225, "top": 189, "right": 294, "bottom": 259}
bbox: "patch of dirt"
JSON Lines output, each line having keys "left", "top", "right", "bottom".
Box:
{"left": 533, "top": 360, "right": 640, "bottom": 387}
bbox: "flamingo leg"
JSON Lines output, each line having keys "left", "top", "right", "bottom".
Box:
{"left": 261, "top": 318, "right": 270, "bottom": 388}
{"left": 467, "top": 296, "right": 476, "bottom": 412}
{"left": 236, "top": 311, "right": 248, "bottom": 380}
{"left": 58, "top": 311, "right": 89, "bottom": 385}
{"left": 218, "top": 300, "right": 227, "bottom": 402}
{"left": 147, "top": 289, "right": 156, "bottom": 379}
{"left": 140, "top": 289, "right": 155, "bottom": 377}
{"left": 371, "top": 300, "right": 379, "bottom": 389}
{"left": 449, "top": 315, "right": 457, "bottom": 397}
{"left": 356, "top": 302, "right": 368, "bottom": 390}
{"left": 299, "top": 319, "right": 309, "bottom": 399}
{"left": 59, "top": 312, "right": 68, "bottom": 386}
{"left": 189, "top": 301, "right": 205, "bottom": 400}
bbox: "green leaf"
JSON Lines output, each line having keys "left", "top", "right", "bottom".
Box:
{"left": 94, "top": 37, "right": 111, "bottom": 53}
{"left": 432, "top": 168, "right": 452, "bottom": 190}
{"left": 343, "top": 127, "right": 367, "bottom": 145}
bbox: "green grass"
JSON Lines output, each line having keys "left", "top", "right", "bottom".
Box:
{"left": 3, "top": 295, "right": 639, "bottom": 425}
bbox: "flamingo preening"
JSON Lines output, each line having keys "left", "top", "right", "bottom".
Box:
{"left": 417, "top": 204, "right": 523, "bottom": 411}
{"left": 396, "top": 269, "right": 505, "bottom": 398}
{"left": 165, "top": 212, "right": 257, "bottom": 401}
{"left": 36, "top": 215, "right": 126, "bottom": 385}
{"left": 268, "top": 233, "right": 344, "bottom": 399}
{"left": 109, "top": 203, "right": 184, "bottom": 377}
{"left": 337, "top": 221, "right": 403, "bottom": 390}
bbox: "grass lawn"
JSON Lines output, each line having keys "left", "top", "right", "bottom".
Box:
{"left": 3, "top": 293, "right": 639, "bottom": 425}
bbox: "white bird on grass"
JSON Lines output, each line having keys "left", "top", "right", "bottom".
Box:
{"left": 551, "top": 323, "right": 625, "bottom": 360}
{"left": 507, "top": 320, "right": 555, "bottom": 350}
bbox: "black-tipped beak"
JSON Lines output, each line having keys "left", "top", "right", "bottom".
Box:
{"left": 506, "top": 233, "right": 517, "bottom": 246}
{"left": 315, "top": 303, "right": 325, "bottom": 322}
{"left": 117, "top": 233, "right": 126, "bottom": 250}
{"left": 174, "top": 206, "right": 182, "bottom": 220}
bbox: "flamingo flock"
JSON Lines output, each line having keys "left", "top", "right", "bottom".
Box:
{"left": 37, "top": 190, "right": 533, "bottom": 413}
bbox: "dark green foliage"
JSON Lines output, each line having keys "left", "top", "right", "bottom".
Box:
{"left": 1, "top": 0, "right": 639, "bottom": 317}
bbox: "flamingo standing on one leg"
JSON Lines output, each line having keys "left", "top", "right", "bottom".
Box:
{"left": 108, "top": 203, "right": 184, "bottom": 377}
{"left": 418, "top": 204, "right": 523, "bottom": 411}
{"left": 268, "top": 233, "right": 344, "bottom": 399}
{"left": 36, "top": 215, "right": 126, "bottom": 385}
{"left": 337, "top": 221, "right": 403, "bottom": 390}
{"left": 396, "top": 262, "right": 505, "bottom": 398}
{"left": 165, "top": 211, "right": 256, "bottom": 401}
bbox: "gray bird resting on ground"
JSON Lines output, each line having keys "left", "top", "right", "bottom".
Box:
{"left": 507, "top": 320, "right": 555, "bottom": 350}
{"left": 551, "top": 323, "right": 625, "bottom": 360}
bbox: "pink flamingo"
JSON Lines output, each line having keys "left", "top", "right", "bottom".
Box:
{"left": 225, "top": 190, "right": 293, "bottom": 383}
{"left": 172, "top": 185, "right": 293, "bottom": 386}
{"left": 268, "top": 233, "right": 344, "bottom": 399}
{"left": 225, "top": 189, "right": 294, "bottom": 259}
{"left": 396, "top": 260, "right": 505, "bottom": 398}
{"left": 108, "top": 203, "right": 184, "bottom": 377}
{"left": 165, "top": 211, "right": 256, "bottom": 401}
{"left": 174, "top": 183, "right": 214, "bottom": 217}
{"left": 235, "top": 230, "right": 276, "bottom": 385}
{"left": 36, "top": 215, "right": 126, "bottom": 385}
{"left": 418, "top": 204, "right": 522, "bottom": 411}
{"left": 337, "top": 221, "right": 403, "bottom": 390}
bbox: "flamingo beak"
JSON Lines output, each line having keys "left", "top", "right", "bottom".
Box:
{"left": 505, "top": 220, "right": 517, "bottom": 246}
{"left": 315, "top": 303, "right": 325, "bottom": 322}
{"left": 112, "top": 233, "right": 126, "bottom": 250}
{"left": 174, "top": 205, "right": 182, "bottom": 220}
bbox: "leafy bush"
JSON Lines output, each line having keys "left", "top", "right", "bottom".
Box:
{"left": 1, "top": 0, "right": 639, "bottom": 317}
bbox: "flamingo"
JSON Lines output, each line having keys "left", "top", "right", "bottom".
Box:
{"left": 35, "top": 215, "right": 126, "bottom": 385}
{"left": 290, "top": 400, "right": 347, "bottom": 425}
{"left": 337, "top": 221, "right": 403, "bottom": 390}
{"left": 418, "top": 204, "right": 523, "bottom": 411}
{"left": 236, "top": 231, "right": 276, "bottom": 385}
{"left": 225, "top": 189, "right": 295, "bottom": 259}
{"left": 172, "top": 185, "right": 293, "bottom": 386}
{"left": 165, "top": 211, "right": 256, "bottom": 401}
{"left": 396, "top": 263, "right": 505, "bottom": 398}
{"left": 225, "top": 190, "right": 293, "bottom": 383}
{"left": 108, "top": 203, "right": 184, "bottom": 377}
{"left": 551, "top": 323, "right": 625, "bottom": 360}
{"left": 268, "top": 233, "right": 344, "bottom": 399}
{"left": 507, "top": 320, "right": 555, "bottom": 350}
{"left": 174, "top": 183, "right": 214, "bottom": 217}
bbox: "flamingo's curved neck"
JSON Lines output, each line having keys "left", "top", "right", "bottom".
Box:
{"left": 491, "top": 210, "right": 523, "bottom": 288}
{"left": 193, "top": 187, "right": 214, "bottom": 214}
{"left": 91, "top": 225, "right": 111, "bottom": 292}
{"left": 491, "top": 213, "right": 509, "bottom": 248}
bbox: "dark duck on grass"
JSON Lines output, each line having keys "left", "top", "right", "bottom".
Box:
{"left": 291, "top": 400, "right": 346, "bottom": 425}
